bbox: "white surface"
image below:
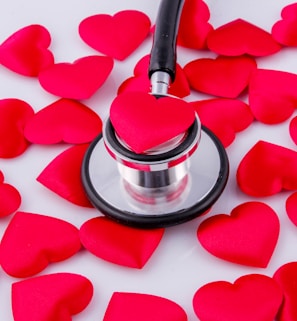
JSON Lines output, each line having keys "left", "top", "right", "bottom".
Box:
{"left": 0, "top": 0, "right": 297, "bottom": 320}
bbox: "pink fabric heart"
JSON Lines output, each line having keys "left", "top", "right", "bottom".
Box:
{"left": 197, "top": 202, "right": 280, "bottom": 268}
{"left": 191, "top": 98, "right": 254, "bottom": 147}
{"left": 79, "top": 216, "right": 164, "bottom": 268}
{"left": 12, "top": 273, "right": 93, "bottom": 321}
{"left": 273, "top": 262, "right": 297, "bottom": 321}
{"left": 249, "top": 68, "right": 297, "bottom": 124}
{"left": 177, "top": 0, "right": 213, "bottom": 49}
{"left": 207, "top": 19, "right": 282, "bottom": 57}
{"left": 0, "top": 24, "right": 54, "bottom": 77}
{"left": 0, "top": 98, "right": 34, "bottom": 158}
{"left": 193, "top": 274, "right": 283, "bottom": 321}
{"left": 184, "top": 56, "right": 257, "bottom": 98}
{"left": 110, "top": 92, "right": 196, "bottom": 154}
{"left": 286, "top": 192, "right": 297, "bottom": 227}
{"left": 118, "top": 55, "right": 190, "bottom": 98}
{"left": 24, "top": 98, "right": 102, "bottom": 144}
{"left": 0, "top": 211, "right": 81, "bottom": 278}
{"left": 0, "top": 171, "right": 21, "bottom": 217}
{"left": 38, "top": 55, "right": 113, "bottom": 99}
{"left": 237, "top": 140, "right": 297, "bottom": 196}
{"left": 289, "top": 116, "right": 297, "bottom": 145}
{"left": 103, "top": 292, "right": 187, "bottom": 321}
{"left": 79, "top": 10, "right": 151, "bottom": 61}
{"left": 272, "top": 3, "right": 297, "bottom": 46}
{"left": 37, "top": 144, "right": 93, "bottom": 207}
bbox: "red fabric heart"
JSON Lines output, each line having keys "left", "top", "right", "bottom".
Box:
{"left": 0, "top": 98, "right": 34, "bottom": 158}
{"left": 197, "top": 202, "right": 280, "bottom": 268}
{"left": 37, "top": 144, "right": 93, "bottom": 207}
{"left": 0, "top": 24, "right": 54, "bottom": 77}
{"left": 0, "top": 171, "right": 21, "bottom": 217}
{"left": 12, "top": 273, "right": 93, "bottom": 321}
{"left": 79, "top": 216, "right": 164, "bottom": 268}
{"left": 286, "top": 192, "right": 297, "bottom": 227}
{"left": 289, "top": 116, "right": 297, "bottom": 145}
{"left": 38, "top": 55, "right": 113, "bottom": 100}
{"left": 249, "top": 69, "right": 297, "bottom": 124}
{"left": 184, "top": 56, "right": 257, "bottom": 98}
{"left": 177, "top": 0, "right": 213, "bottom": 49}
{"left": 193, "top": 274, "right": 283, "bottom": 321}
{"left": 237, "top": 140, "right": 297, "bottom": 196}
{"left": 79, "top": 10, "right": 151, "bottom": 61}
{"left": 118, "top": 55, "right": 190, "bottom": 98}
{"left": 191, "top": 98, "right": 254, "bottom": 147}
{"left": 272, "top": 3, "right": 297, "bottom": 47}
{"left": 103, "top": 292, "right": 187, "bottom": 321}
{"left": 110, "top": 92, "right": 196, "bottom": 154}
{"left": 273, "top": 262, "right": 297, "bottom": 321}
{"left": 0, "top": 211, "right": 81, "bottom": 278}
{"left": 24, "top": 98, "right": 102, "bottom": 144}
{"left": 207, "top": 19, "right": 282, "bottom": 57}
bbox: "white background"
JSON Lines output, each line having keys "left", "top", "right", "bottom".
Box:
{"left": 1, "top": 0, "right": 297, "bottom": 320}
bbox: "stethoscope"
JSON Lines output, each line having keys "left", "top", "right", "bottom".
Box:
{"left": 81, "top": 0, "right": 229, "bottom": 229}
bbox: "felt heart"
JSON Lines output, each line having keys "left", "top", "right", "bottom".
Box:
{"left": 272, "top": 3, "right": 297, "bottom": 46}
{"left": 289, "top": 116, "right": 297, "bottom": 145}
{"left": 38, "top": 55, "right": 114, "bottom": 100}
{"left": 79, "top": 216, "right": 164, "bottom": 268}
{"left": 249, "top": 69, "right": 297, "bottom": 124}
{"left": 79, "top": 10, "right": 151, "bottom": 61}
{"left": 197, "top": 202, "right": 280, "bottom": 268}
{"left": 0, "top": 98, "right": 34, "bottom": 158}
{"left": 177, "top": 0, "right": 213, "bottom": 49}
{"left": 24, "top": 98, "right": 102, "bottom": 144}
{"left": 103, "top": 292, "right": 187, "bottom": 321}
{"left": 0, "top": 211, "right": 81, "bottom": 278}
{"left": 37, "top": 144, "right": 93, "bottom": 207}
{"left": 207, "top": 19, "right": 282, "bottom": 57}
{"left": 0, "top": 24, "right": 54, "bottom": 77}
{"left": 118, "top": 55, "right": 190, "bottom": 98}
{"left": 191, "top": 98, "right": 253, "bottom": 147}
{"left": 193, "top": 274, "right": 283, "bottom": 321}
{"left": 237, "top": 140, "right": 297, "bottom": 196}
{"left": 286, "top": 192, "right": 297, "bottom": 227}
{"left": 109, "top": 92, "right": 196, "bottom": 154}
{"left": 12, "top": 272, "right": 93, "bottom": 321}
{"left": 273, "top": 262, "right": 297, "bottom": 321}
{"left": 184, "top": 56, "right": 257, "bottom": 98}
{"left": 0, "top": 171, "right": 22, "bottom": 217}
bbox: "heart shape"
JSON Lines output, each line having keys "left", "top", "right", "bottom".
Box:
{"left": 0, "top": 98, "right": 34, "bottom": 158}
{"left": 0, "top": 171, "right": 22, "bottom": 217}
{"left": 184, "top": 56, "right": 257, "bottom": 98}
{"left": 0, "top": 24, "right": 54, "bottom": 77}
{"left": 79, "top": 10, "right": 151, "bottom": 61}
{"left": 249, "top": 68, "right": 297, "bottom": 124}
{"left": 110, "top": 92, "right": 196, "bottom": 154}
{"left": 38, "top": 55, "right": 114, "bottom": 99}
{"left": 37, "top": 144, "right": 93, "bottom": 207}
{"left": 103, "top": 292, "right": 187, "bottom": 321}
{"left": 193, "top": 274, "right": 283, "bottom": 321}
{"left": 197, "top": 202, "right": 280, "bottom": 268}
{"left": 237, "top": 140, "right": 297, "bottom": 196}
{"left": 191, "top": 98, "right": 254, "bottom": 147}
{"left": 273, "top": 262, "right": 297, "bottom": 321}
{"left": 272, "top": 3, "right": 297, "bottom": 46}
{"left": 177, "top": 0, "right": 213, "bottom": 49}
{"left": 12, "top": 273, "right": 93, "bottom": 321}
{"left": 286, "top": 192, "right": 297, "bottom": 227}
{"left": 24, "top": 98, "right": 102, "bottom": 144}
{"left": 118, "top": 55, "right": 190, "bottom": 98}
{"left": 207, "top": 19, "right": 282, "bottom": 57}
{"left": 0, "top": 211, "right": 81, "bottom": 278}
{"left": 289, "top": 115, "right": 297, "bottom": 145}
{"left": 79, "top": 216, "right": 164, "bottom": 268}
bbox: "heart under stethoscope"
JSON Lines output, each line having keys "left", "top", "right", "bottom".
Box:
{"left": 81, "top": 0, "right": 229, "bottom": 228}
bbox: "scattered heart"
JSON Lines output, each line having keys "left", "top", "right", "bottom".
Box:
{"left": 0, "top": 211, "right": 81, "bottom": 278}
{"left": 286, "top": 192, "right": 297, "bottom": 227}
{"left": 289, "top": 116, "right": 297, "bottom": 145}
{"left": 79, "top": 10, "right": 151, "bottom": 61}
{"left": 38, "top": 55, "right": 114, "bottom": 100}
